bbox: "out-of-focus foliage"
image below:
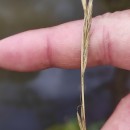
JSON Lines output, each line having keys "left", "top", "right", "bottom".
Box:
{"left": 46, "top": 119, "right": 79, "bottom": 130}
{"left": 103, "top": 0, "right": 130, "bottom": 11}
{"left": 46, "top": 119, "right": 104, "bottom": 130}
{"left": 0, "top": 0, "right": 82, "bottom": 38}
{"left": 88, "top": 121, "right": 104, "bottom": 130}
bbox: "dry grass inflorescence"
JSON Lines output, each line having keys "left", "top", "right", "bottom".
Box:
{"left": 77, "top": 0, "right": 93, "bottom": 130}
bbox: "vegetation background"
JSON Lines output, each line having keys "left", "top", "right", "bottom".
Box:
{"left": 0, "top": 0, "right": 129, "bottom": 130}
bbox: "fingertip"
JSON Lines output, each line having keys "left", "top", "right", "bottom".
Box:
{"left": 102, "top": 94, "right": 130, "bottom": 130}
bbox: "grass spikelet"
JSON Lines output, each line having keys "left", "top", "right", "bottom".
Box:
{"left": 77, "top": 0, "right": 93, "bottom": 130}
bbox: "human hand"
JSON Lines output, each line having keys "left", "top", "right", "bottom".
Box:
{"left": 0, "top": 10, "right": 130, "bottom": 129}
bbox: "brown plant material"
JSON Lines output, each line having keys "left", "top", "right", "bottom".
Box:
{"left": 77, "top": 0, "right": 93, "bottom": 130}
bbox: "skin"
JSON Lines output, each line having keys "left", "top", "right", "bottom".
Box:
{"left": 0, "top": 9, "right": 130, "bottom": 129}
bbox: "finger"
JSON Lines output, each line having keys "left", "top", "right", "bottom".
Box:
{"left": 0, "top": 10, "right": 130, "bottom": 71}
{"left": 101, "top": 94, "right": 130, "bottom": 130}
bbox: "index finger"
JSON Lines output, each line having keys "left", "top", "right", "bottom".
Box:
{"left": 0, "top": 10, "right": 130, "bottom": 71}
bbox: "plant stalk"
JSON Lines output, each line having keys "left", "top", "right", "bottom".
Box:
{"left": 77, "top": 0, "right": 93, "bottom": 130}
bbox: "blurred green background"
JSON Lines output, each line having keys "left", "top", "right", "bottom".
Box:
{"left": 0, "top": 0, "right": 130, "bottom": 130}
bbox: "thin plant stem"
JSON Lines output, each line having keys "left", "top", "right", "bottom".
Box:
{"left": 77, "top": 0, "right": 93, "bottom": 130}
